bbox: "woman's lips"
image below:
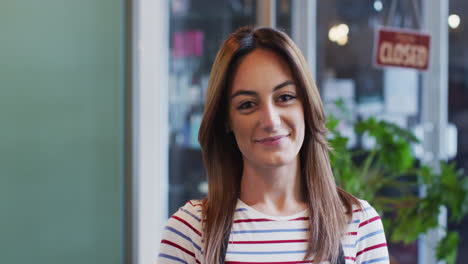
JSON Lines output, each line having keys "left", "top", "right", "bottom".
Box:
{"left": 255, "top": 134, "right": 289, "bottom": 146}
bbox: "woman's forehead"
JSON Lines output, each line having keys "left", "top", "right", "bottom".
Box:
{"left": 230, "top": 49, "right": 294, "bottom": 94}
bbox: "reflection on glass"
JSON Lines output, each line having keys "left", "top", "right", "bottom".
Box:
{"left": 317, "top": 1, "right": 424, "bottom": 263}
{"left": 168, "top": 0, "right": 257, "bottom": 215}
{"left": 448, "top": 1, "right": 468, "bottom": 263}
{"left": 276, "top": 0, "right": 292, "bottom": 34}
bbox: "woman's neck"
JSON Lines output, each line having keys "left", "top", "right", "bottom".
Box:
{"left": 239, "top": 158, "right": 306, "bottom": 216}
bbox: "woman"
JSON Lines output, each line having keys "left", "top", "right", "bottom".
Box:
{"left": 158, "top": 26, "right": 389, "bottom": 264}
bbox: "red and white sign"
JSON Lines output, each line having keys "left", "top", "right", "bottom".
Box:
{"left": 374, "top": 27, "right": 431, "bottom": 71}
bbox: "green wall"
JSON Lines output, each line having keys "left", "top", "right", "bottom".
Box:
{"left": 0, "top": 0, "right": 124, "bottom": 263}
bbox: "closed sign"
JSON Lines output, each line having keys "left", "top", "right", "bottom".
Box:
{"left": 374, "top": 27, "right": 431, "bottom": 71}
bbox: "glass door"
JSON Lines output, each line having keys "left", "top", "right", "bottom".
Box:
{"left": 168, "top": 0, "right": 258, "bottom": 215}
{"left": 316, "top": 1, "right": 421, "bottom": 263}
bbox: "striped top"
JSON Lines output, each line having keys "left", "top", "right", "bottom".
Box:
{"left": 158, "top": 199, "right": 389, "bottom": 264}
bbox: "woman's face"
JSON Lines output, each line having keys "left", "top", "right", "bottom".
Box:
{"left": 228, "top": 49, "right": 305, "bottom": 169}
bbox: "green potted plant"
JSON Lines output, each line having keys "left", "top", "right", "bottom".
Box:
{"left": 326, "top": 102, "right": 468, "bottom": 264}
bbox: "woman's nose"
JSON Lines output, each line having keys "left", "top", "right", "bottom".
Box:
{"left": 259, "top": 103, "right": 281, "bottom": 131}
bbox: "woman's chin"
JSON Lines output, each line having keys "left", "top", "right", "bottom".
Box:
{"left": 247, "top": 153, "right": 298, "bottom": 169}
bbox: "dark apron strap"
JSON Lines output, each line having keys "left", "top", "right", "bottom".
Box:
{"left": 338, "top": 243, "right": 346, "bottom": 264}
{"left": 219, "top": 232, "right": 229, "bottom": 264}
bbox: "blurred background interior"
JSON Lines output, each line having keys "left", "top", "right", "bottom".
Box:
{"left": 1, "top": 0, "right": 467, "bottom": 263}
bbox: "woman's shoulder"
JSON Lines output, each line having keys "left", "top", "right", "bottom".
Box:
{"left": 353, "top": 199, "right": 372, "bottom": 210}
{"left": 164, "top": 200, "right": 204, "bottom": 236}
{"left": 349, "top": 199, "right": 384, "bottom": 230}
{"left": 351, "top": 199, "right": 380, "bottom": 217}
{"left": 172, "top": 199, "right": 204, "bottom": 220}
{"left": 344, "top": 200, "right": 389, "bottom": 262}
{"left": 178, "top": 199, "right": 204, "bottom": 215}
{"left": 159, "top": 200, "right": 204, "bottom": 263}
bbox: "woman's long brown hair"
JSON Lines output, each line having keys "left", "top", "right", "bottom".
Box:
{"left": 198, "top": 26, "right": 360, "bottom": 264}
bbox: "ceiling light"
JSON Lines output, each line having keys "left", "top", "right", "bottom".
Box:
{"left": 328, "top": 24, "right": 350, "bottom": 46}
{"left": 374, "top": 0, "right": 383, "bottom": 12}
{"left": 448, "top": 14, "right": 461, "bottom": 29}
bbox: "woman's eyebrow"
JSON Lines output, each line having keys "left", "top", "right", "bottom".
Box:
{"left": 273, "top": 80, "right": 295, "bottom": 91}
{"left": 230, "top": 90, "right": 257, "bottom": 99}
{"left": 230, "top": 80, "right": 295, "bottom": 100}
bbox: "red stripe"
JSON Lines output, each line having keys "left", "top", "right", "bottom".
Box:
{"left": 358, "top": 216, "right": 380, "bottom": 228}
{"left": 188, "top": 200, "right": 202, "bottom": 207}
{"left": 233, "top": 217, "right": 309, "bottom": 223}
{"left": 234, "top": 218, "right": 273, "bottom": 223}
{"left": 345, "top": 256, "right": 356, "bottom": 261}
{"left": 171, "top": 215, "right": 202, "bottom": 236}
{"left": 225, "top": 261, "right": 314, "bottom": 264}
{"left": 161, "top": 239, "right": 201, "bottom": 264}
{"left": 356, "top": 243, "right": 387, "bottom": 256}
{"left": 345, "top": 232, "right": 357, "bottom": 236}
{"left": 353, "top": 209, "right": 362, "bottom": 213}
{"left": 229, "top": 239, "right": 308, "bottom": 244}
{"left": 289, "top": 216, "right": 309, "bottom": 221}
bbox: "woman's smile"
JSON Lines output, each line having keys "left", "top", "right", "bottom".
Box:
{"left": 254, "top": 134, "right": 290, "bottom": 146}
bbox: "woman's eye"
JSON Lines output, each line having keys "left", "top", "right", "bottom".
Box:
{"left": 237, "top": 101, "right": 255, "bottom": 110}
{"left": 278, "top": 94, "right": 296, "bottom": 102}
